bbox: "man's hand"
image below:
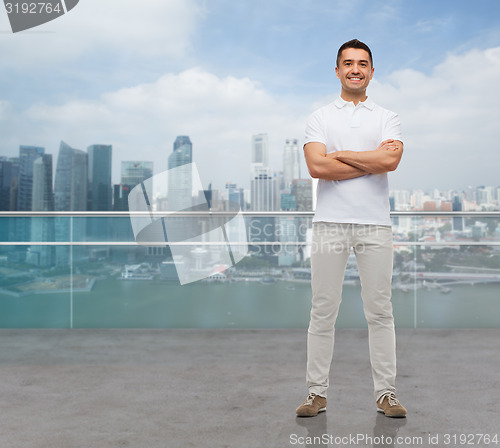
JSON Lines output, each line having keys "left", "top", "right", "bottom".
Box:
{"left": 376, "top": 139, "right": 400, "bottom": 152}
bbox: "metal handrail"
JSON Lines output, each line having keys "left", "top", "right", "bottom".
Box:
{"left": 1, "top": 211, "right": 499, "bottom": 245}
{"left": 4, "top": 241, "right": 500, "bottom": 246}
{"left": 1, "top": 211, "right": 500, "bottom": 217}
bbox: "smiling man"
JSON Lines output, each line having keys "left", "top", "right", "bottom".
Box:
{"left": 296, "top": 39, "right": 407, "bottom": 418}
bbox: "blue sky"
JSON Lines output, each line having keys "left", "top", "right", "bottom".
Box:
{"left": 1, "top": 0, "right": 500, "bottom": 192}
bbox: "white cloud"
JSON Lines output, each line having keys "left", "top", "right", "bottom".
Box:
{"left": 19, "top": 67, "right": 305, "bottom": 188}
{"left": 415, "top": 17, "right": 452, "bottom": 33}
{"left": 3, "top": 46, "right": 500, "bottom": 192}
{"left": 308, "top": 46, "right": 500, "bottom": 189}
{"left": 368, "top": 46, "right": 500, "bottom": 189}
{"left": 0, "top": 0, "right": 202, "bottom": 67}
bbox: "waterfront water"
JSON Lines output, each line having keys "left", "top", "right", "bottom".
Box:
{"left": 0, "top": 278, "right": 499, "bottom": 328}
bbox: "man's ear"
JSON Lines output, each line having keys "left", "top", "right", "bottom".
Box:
{"left": 335, "top": 66, "right": 340, "bottom": 79}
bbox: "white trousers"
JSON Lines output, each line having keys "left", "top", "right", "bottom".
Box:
{"left": 306, "top": 222, "right": 397, "bottom": 401}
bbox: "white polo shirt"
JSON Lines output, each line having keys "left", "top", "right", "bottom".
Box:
{"left": 304, "top": 96, "right": 402, "bottom": 226}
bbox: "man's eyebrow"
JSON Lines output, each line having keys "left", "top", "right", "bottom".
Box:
{"left": 342, "top": 59, "right": 370, "bottom": 64}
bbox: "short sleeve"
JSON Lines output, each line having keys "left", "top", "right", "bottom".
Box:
{"left": 382, "top": 112, "right": 403, "bottom": 143}
{"left": 304, "top": 111, "right": 327, "bottom": 147}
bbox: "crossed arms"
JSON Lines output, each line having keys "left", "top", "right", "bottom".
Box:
{"left": 304, "top": 139, "right": 403, "bottom": 181}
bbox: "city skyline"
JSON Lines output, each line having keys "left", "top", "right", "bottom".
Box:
{"left": 1, "top": 1, "right": 500, "bottom": 191}
{"left": 2, "top": 136, "right": 500, "bottom": 214}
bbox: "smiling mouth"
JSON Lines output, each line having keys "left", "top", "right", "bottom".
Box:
{"left": 348, "top": 77, "right": 363, "bottom": 81}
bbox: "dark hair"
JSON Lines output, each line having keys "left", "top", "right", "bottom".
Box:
{"left": 336, "top": 39, "right": 373, "bottom": 68}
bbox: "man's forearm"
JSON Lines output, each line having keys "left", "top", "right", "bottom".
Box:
{"left": 304, "top": 141, "right": 369, "bottom": 181}
{"left": 319, "top": 158, "right": 367, "bottom": 181}
{"left": 332, "top": 140, "right": 403, "bottom": 174}
{"left": 332, "top": 151, "right": 389, "bottom": 174}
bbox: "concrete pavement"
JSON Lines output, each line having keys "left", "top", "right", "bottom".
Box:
{"left": 1, "top": 329, "right": 499, "bottom": 448}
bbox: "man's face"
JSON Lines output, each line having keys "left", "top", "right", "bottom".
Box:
{"left": 335, "top": 48, "right": 374, "bottom": 95}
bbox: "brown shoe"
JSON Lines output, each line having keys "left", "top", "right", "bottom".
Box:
{"left": 376, "top": 392, "right": 407, "bottom": 418}
{"left": 296, "top": 393, "right": 327, "bottom": 417}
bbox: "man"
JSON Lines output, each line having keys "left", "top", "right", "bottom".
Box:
{"left": 296, "top": 39, "right": 407, "bottom": 418}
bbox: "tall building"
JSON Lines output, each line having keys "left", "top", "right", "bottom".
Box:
{"left": 250, "top": 133, "right": 269, "bottom": 179}
{"left": 411, "top": 190, "right": 425, "bottom": 209}
{"left": 173, "top": 136, "right": 192, "bottom": 159}
{"left": 31, "top": 155, "right": 54, "bottom": 212}
{"left": 121, "top": 161, "right": 153, "bottom": 189}
{"left": 0, "top": 158, "right": 18, "bottom": 211}
{"left": 452, "top": 195, "right": 464, "bottom": 231}
{"left": 280, "top": 192, "right": 297, "bottom": 211}
{"left": 390, "top": 189, "right": 411, "bottom": 210}
{"left": 14, "top": 145, "right": 45, "bottom": 245}
{"left": 291, "top": 179, "right": 313, "bottom": 211}
{"left": 477, "top": 186, "right": 493, "bottom": 206}
{"left": 87, "top": 144, "right": 112, "bottom": 211}
{"left": 250, "top": 169, "right": 278, "bottom": 261}
{"left": 87, "top": 144, "right": 112, "bottom": 241}
{"left": 28, "top": 154, "right": 55, "bottom": 266}
{"left": 282, "top": 139, "right": 300, "bottom": 189}
{"left": 251, "top": 169, "right": 278, "bottom": 211}
{"left": 225, "top": 182, "right": 245, "bottom": 210}
{"left": 0, "top": 158, "right": 18, "bottom": 248}
{"left": 168, "top": 136, "right": 193, "bottom": 211}
{"left": 112, "top": 184, "right": 136, "bottom": 246}
{"left": 17, "top": 145, "right": 45, "bottom": 211}
{"left": 55, "top": 141, "right": 88, "bottom": 211}
{"left": 278, "top": 217, "right": 298, "bottom": 266}
{"left": 290, "top": 179, "right": 313, "bottom": 263}
{"left": 54, "top": 141, "right": 88, "bottom": 265}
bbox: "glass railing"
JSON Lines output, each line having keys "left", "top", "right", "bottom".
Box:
{"left": 1, "top": 211, "right": 499, "bottom": 328}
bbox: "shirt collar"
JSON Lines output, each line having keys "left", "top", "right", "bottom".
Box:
{"left": 334, "top": 96, "right": 375, "bottom": 110}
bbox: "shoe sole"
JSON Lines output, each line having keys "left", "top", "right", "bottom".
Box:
{"left": 296, "top": 407, "right": 327, "bottom": 417}
{"left": 377, "top": 407, "right": 407, "bottom": 418}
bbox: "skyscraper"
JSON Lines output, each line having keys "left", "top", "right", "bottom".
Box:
{"left": 173, "top": 136, "right": 192, "bottom": 159}
{"left": 121, "top": 161, "right": 153, "bottom": 189}
{"left": 55, "top": 141, "right": 88, "bottom": 211}
{"left": 251, "top": 169, "right": 278, "bottom": 211}
{"left": 0, "top": 158, "right": 18, "bottom": 211}
{"left": 291, "top": 179, "right": 313, "bottom": 211}
{"left": 87, "top": 144, "right": 112, "bottom": 241}
{"left": 278, "top": 217, "right": 298, "bottom": 266}
{"left": 17, "top": 145, "right": 45, "bottom": 211}
{"left": 112, "top": 161, "right": 154, "bottom": 246}
{"left": 14, "top": 145, "right": 45, "bottom": 245}
{"left": 282, "top": 138, "right": 300, "bottom": 189}
{"left": 225, "top": 182, "right": 245, "bottom": 211}
{"left": 168, "top": 136, "right": 192, "bottom": 211}
{"left": 250, "top": 133, "right": 269, "bottom": 180}
{"left": 0, "top": 158, "right": 18, "bottom": 247}
{"left": 29, "top": 154, "right": 55, "bottom": 266}
{"left": 250, "top": 169, "right": 278, "bottom": 260}
{"left": 32, "top": 155, "right": 54, "bottom": 212}
{"left": 452, "top": 195, "right": 464, "bottom": 231}
{"left": 54, "top": 141, "right": 88, "bottom": 265}
{"left": 87, "top": 144, "right": 112, "bottom": 211}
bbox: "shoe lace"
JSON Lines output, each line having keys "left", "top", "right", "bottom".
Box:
{"left": 304, "top": 393, "right": 316, "bottom": 406}
{"left": 378, "top": 392, "right": 400, "bottom": 407}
